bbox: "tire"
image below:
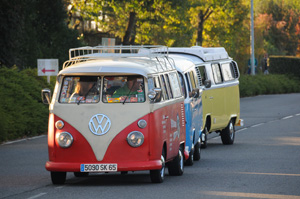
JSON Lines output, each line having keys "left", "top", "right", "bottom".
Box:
{"left": 201, "top": 127, "right": 208, "bottom": 149}
{"left": 51, "top": 172, "right": 66, "bottom": 185}
{"left": 168, "top": 147, "right": 184, "bottom": 176}
{"left": 185, "top": 143, "right": 194, "bottom": 166}
{"left": 194, "top": 138, "right": 201, "bottom": 161}
{"left": 150, "top": 149, "right": 166, "bottom": 183}
{"left": 221, "top": 120, "right": 235, "bottom": 145}
{"left": 74, "top": 172, "right": 89, "bottom": 177}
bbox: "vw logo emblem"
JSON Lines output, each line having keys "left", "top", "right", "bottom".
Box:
{"left": 89, "top": 114, "right": 111, "bottom": 136}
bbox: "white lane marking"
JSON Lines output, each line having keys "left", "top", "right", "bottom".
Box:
{"left": 2, "top": 139, "right": 27, "bottom": 145}
{"left": 28, "top": 135, "right": 46, "bottom": 140}
{"left": 295, "top": 113, "right": 300, "bottom": 116}
{"left": 27, "top": 193, "right": 47, "bottom": 199}
{"left": 282, "top": 115, "right": 293, "bottom": 120}
{"left": 1, "top": 135, "right": 46, "bottom": 145}
{"left": 236, "top": 128, "right": 248, "bottom": 133}
{"left": 250, "top": 123, "right": 264, "bottom": 128}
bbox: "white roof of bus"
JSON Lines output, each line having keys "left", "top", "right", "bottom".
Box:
{"left": 59, "top": 57, "right": 173, "bottom": 77}
{"left": 168, "top": 54, "right": 196, "bottom": 73}
{"left": 168, "top": 46, "right": 229, "bottom": 62}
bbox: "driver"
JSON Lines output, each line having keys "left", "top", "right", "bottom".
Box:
{"left": 112, "top": 76, "right": 140, "bottom": 98}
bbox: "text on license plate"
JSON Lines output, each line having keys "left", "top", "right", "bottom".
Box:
{"left": 80, "top": 164, "right": 117, "bottom": 172}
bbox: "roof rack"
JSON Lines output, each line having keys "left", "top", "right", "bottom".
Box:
{"left": 168, "top": 46, "right": 229, "bottom": 61}
{"left": 63, "top": 45, "right": 175, "bottom": 72}
{"left": 69, "top": 45, "right": 168, "bottom": 60}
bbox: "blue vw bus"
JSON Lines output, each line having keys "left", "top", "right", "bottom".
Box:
{"left": 170, "top": 55, "right": 203, "bottom": 165}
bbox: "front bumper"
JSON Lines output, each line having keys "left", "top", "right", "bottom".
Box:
{"left": 46, "top": 160, "right": 162, "bottom": 172}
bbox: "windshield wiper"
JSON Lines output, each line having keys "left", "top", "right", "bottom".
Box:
{"left": 122, "top": 81, "right": 136, "bottom": 105}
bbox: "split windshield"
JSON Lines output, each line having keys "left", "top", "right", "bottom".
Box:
{"left": 58, "top": 75, "right": 145, "bottom": 104}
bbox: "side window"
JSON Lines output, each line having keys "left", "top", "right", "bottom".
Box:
{"left": 148, "top": 77, "right": 155, "bottom": 90}
{"left": 221, "top": 63, "right": 234, "bottom": 81}
{"left": 189, "top": 71, "right": 197, "bottom": 89}
{"left": 160, "top": 75, "right": 169, "bottom": 100}
{"left": 164, "top": 74, "right": 173, "bottom": 99}
{"left": 185, "top": 73, "right": 191, "bottom": 93}
{"left": 154, "top": 76, "right": 160, "bottom": 88}
{"left": 178, "top": 72, "right": 187, "bottom": 98}
{"left": 169, "top": 72, "right": 182, "bottom": 98}
{"left": 155, "top": 76, "right": 164, "bottom": 101}
{"left": 212, "top": 63, "right": 223, "bottom": 84}
{"left": 196, "top": 66, "right": 207, "bottom": 86}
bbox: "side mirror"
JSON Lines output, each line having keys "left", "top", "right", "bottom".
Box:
{"left": 190, "top": 88, "right": 199, "bottom": 98}
{"left": 204, "top": 80, "right": 211, "bottom": 89}
{"left": 41, "top": 88, "right": 52, "bottom": 104}
{"left": 148, "top": 88, "right": 162, "bottom": 102}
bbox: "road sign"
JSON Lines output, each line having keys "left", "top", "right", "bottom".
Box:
{"left": 37, "top": 59, "right": 58, "bottom": 76}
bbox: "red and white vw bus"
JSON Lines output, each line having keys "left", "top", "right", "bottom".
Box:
{"left": 42, "top": 46, "right": 187, "bottom": 184}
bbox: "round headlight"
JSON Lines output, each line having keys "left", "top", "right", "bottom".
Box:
{"left": 137, "top": 119, "right": 147, "bottom": 129}
{"left": 127, "top": 131, "right": 144, "bottom": 147}
{"left": 55, "top": 120, "right": 64, "bottom": 130}
{"left": 56, "top": 132, "right": 73, "bottom": 148}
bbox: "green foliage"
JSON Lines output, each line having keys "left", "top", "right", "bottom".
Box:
{"left": 239, "top": 74, "right": 300, "bottom": 97}
{"left": 256, "top": 0, "right": 300, "bottom": 56}
{"left": 201, "top": 0, "right": 249, "bottom": 66}
{"left": 0, "top": 67, "right": 52, "bottom": 143}
{"left": 269, "top": 56, "right": 300, "bottom": 78}
{"left": 0, "top": 0, "right": 82, "bottom": 69}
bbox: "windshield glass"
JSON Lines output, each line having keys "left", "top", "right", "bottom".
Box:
{"left": 59, "top": 76, "right": 100, "bottom": 104}
{"left": 102, "top": 75, "right": 145, "bottom": 103}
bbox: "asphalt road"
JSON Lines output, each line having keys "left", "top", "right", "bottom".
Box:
{"left": 1, "top": 94, "right": 300, "bottom": 199}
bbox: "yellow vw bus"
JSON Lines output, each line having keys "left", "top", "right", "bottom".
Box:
{"left": 168, "top": 47, "right": 243, "bottom": 147}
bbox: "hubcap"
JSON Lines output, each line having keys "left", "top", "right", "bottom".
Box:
{"left": 160, "top": 155, "right": 165, "bottom": 178}
{"left": 198, "top": 138, "right": 201, "bottom": 154}
{"left": 229, "top": 122, "right": 234, "bottom": 139}
{"left": 179, "top": 150, "right": 183, "bottom": 170}
{"left": 190, "top": 144, "right": 194, "bottom": 160}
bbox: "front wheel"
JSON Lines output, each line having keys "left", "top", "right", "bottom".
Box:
{"left": 185, "top": 144, "right": 194, "bottom": 166}
{"left": 168, "top": 147, "right": 184, "bottom": 176}
{"left": 51, "top": 172, "right": 66, "bottom": 185}
{"left": 221, "top": 120, "right": 235, "bottom": 145}
{"left": 150, "top": 149, "right": 166, "bottom": 183}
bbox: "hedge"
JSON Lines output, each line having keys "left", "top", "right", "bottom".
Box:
{"left": 269, "top": 56, "right": 300, "bottom": 78}
{"left": 0, "top": 67, "right": 53, "bottom": 142}
{"left": 239, "top": 74, "right": 300, "bottom": 97}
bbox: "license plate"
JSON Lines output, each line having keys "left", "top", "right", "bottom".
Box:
{"left": 80, "top": 164, "right": 117, "bottom": 172}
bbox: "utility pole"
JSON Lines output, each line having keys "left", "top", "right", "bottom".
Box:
{"left": 250, "top": 0, "right": 255, "bottom": 75}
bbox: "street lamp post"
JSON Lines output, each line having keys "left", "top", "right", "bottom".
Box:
{"left": 250, "top": 0, "right": 255, "bottom": 75}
